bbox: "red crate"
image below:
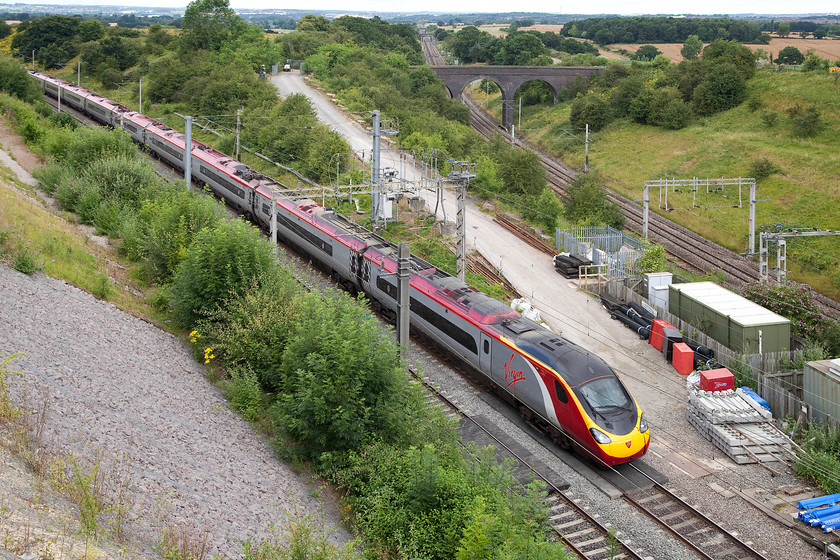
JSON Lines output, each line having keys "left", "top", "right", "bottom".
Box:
{"left": 649, "top": 319, "right": 672, "bottom": 351}
{"left": 700, "top": 368, "right": 734, "bottom": 392}
{"left": 672, "top": 342, "right": 694, "bottom": 376}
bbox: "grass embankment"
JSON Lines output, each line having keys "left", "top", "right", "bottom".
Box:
{"left": 482, "top": 70, "right": 840, "bottom": 299}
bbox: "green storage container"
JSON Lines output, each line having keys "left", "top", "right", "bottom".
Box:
{"left": 668, "top": 282, "right": 790, "bottom": 354}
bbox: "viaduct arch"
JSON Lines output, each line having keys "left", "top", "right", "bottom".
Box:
{"left": 430, "top": 65, "right": 602, "bottom": 128}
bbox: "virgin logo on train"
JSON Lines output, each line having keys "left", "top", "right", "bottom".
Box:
{"left": 504, "top": 354, "right": 526, "bottom": 387}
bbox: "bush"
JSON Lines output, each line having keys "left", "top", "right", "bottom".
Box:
{"left": 0, "top": 56, "right": 41, "bottom": 103}
{"left": 43, "top": 126, "right": 136, "bottom": 172}
{"left": 749, "top": 157, "right": 780, "bottom": 181}
{"left": 795, "top": 422, "right": 840, "bottom": 493}
{"left": 271, "top": 290, "right": 426, "bottom": 461}
{"left": 787, "top": 104, "right": 822, "bottom": 138}
{"left": 635, "top": 244, "right": 666, "bottom": 273}
{"left": 570, "top": 93, "right": 613, "bottom": 132}
{"left": 12, "top": 245, "right": 42, "bottom": 274}
{"left": 127, "top": 184, "right": 226, "bottom": 282}
{"left": 523, "top": 187, "right": 563, "bottom": 232}
{"left": 49, "top": 111, "right": 78, "bottom": 129}
{"left": 746, "top": 95, "right": 763, "bottom": 112}
{"left": 564, "top": 172, "right": 625, "bottom": 229}
{"left": 32, "top": 162, "right": 71, "bottom": 194}
{"left": 171, "top": 218, "right": 280, "bottom": 328}
{"left": 334, "top": 442, "right": 569, "bottom": 560}
{"left": 223, "top": 367, "right": 265, "bottom": 422}
{"left": 802, "top": 53, "right": 830, "bottom": 72}
{"left": 740, "top": 281, "right": 838, "bottom": 353}
{"left": 691, "top": 63, "right": 746, "bottom": 116}
{"left": 199, "top": 272, "right": 303, "bottom": 388}
{"left": 760, "top": 110, "right": 777, "bottom": 127}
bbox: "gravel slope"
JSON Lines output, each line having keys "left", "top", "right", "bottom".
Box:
{"left": 0, "top": 264, "right": 351, "bottom": 559}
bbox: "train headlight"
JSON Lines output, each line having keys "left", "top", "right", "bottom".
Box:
{"left": 639, "top": 413, "right": 649, "bottom": 433}
{"left": 589, "top": 427, "right": 612, "bottom": 445}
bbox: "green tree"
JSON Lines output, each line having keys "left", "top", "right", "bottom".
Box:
{"left": 681, "top": 34, "right": 702, "bottom": 60}
{"left": 701, "top": 39, "right": 756, "bottom": 78}
{"left": 179, "top": 0, "right": 248, "bottom": 52}
{"left": 777, "top": 22, "right": 790, "bottom": 37}
{"left": 593, "top": 28, "right": 614, "bottom": 45}
{"left": 570, "top": 93, "right": 613, "bottom": 132}
{"left": 813, "top": 28, "right": 827, "bottom": 39}
{"left": 497, "top": 148, "right": 546, "bottom": 197}
{"left": 775, "top": 46, "right": 804, "bottom": 64}
{"left": 0, "top": 55, "right": 41, "bottom": 103}
{"left": 691, "top": 63, "right": 746, "bottom": 116}
{"left": 12, "top": 15, "right": 80, "bottom": 69}
{"left": 0, "top": 21, "right": 10, "bottom": 40}
{"left": 78, "top": 19, "right": 105, "bottom": 42}
{"left": 633, "top": 45, "right": 662, "bottom": 61}
{"left": 564, "top": 172, "right": 625, "bottom": 228}
{"left": 295, "top": 14, "right": 330, "bottom": 32}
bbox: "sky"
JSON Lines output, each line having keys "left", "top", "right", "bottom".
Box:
{"left": 27, "top": 0, "right": 840, "bottom": 16}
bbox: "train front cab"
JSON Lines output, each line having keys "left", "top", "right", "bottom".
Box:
{"left": 569, "top": 367, "right": 650, "bottom": 467}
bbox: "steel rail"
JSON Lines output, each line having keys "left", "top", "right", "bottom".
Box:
{"left": 411, "top": 367, "right": 645, "bottom": 560}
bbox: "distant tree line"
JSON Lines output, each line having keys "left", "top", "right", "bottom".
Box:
{"left": 561, "top": 16, "right": 770, "bottom": 45}
{"left": 434, "top": 25, "right": 597, "bottom": 65}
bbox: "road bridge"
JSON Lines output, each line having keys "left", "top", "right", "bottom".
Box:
{"left": 430, "top": 65, "right": 602, "bottom": 128}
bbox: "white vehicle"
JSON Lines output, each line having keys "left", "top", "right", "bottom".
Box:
{"left": 283, "top": 63, "right": 291, "bottom": 72}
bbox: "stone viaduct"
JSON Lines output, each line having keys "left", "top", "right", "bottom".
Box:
{"left": 430, "top": 65, "right": 602, "bottom": 128}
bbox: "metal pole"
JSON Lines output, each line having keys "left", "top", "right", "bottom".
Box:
{"left": 510, "top": 124, "right": 515, "bottom": 146}
{"left": 397, "top": 243, "right": 411, "bottom": 360}
{"left": 457, "top": 183, "right": 466, "bottom": 281}
{"left": 271, "top": 194, "right": 278, "bottom": 256}
{"left": 643, "top": 183, "right": 649, "bottom": 240}
{"left": 584, "top": 124, "right": 589, "bottom": 172}
{"left": 235, "top": 108, "right": 242, "bottom": 161}
{"left": 77, "top": 60, "right": 80, "bottom": 85}
{"left": 139, "top": 77, "right": 142, "bottom": 113}
{"left": 184, "top": 116, "right": 192, "bottom": 185}
{"left": 749, "top": 181, "right": 756, "bottom": 255}
{"left": 372, "top": 110, "right": 381, "bottom": 227}
{"left": 32, "top": 50, "right": 35, "bottom": 70}
{"left": 518, "top": 96, "right": 521, "bottom": 131}
{"left": 57, "top": 84, "right": 61, "bottom": 112}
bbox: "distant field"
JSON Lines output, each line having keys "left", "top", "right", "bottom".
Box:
{"left": 433, "top": 23, "right": 564, "bottom": 38}
{"left": 607, "top": 37, "right": 840, "bottom": 63}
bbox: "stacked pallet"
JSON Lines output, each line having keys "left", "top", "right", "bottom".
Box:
{"left": 686, "top": 387, "right": 793, "bottom": 465}
{"left": 553, "top": 253, "right": 592, "bottom": 278}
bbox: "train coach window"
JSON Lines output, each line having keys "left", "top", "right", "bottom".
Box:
{"left": 483, "top": 340, "right": 489, "bottom": 353}
{"left": 554, "top": 380, "right": 569, "bottom": 404}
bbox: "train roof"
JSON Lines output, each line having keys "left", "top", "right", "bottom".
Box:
{"left": 515, "top": 331, "right": 614, "bottom": 388}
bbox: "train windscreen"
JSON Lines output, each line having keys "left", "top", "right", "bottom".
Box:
{"left": 575, "top": 375, "right": 637, "bottom": 435}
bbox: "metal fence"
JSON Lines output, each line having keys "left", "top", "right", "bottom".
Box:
{"left": 556, "top": 226, "right": 646, "bottom": 280}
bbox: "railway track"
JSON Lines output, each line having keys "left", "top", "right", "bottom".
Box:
{"left": 460, "top": 92, "right": 840, "bottom": 315}
{"left": 493, "top": 214, "right": 557, "bottom": 256}
{"left": 464, "top": 94, "right": 761, "bottom": 286}
{"left": 419, "top": 27, "right": 446, "bottom": 66}
{"left": 412, "top": 368, "right": 645, "bottom": 560}
{"left": 624, "top": 465, "right": 767, "bottom": 560}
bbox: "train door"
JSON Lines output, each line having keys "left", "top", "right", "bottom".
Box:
{"left": 479, "top": 332, "right": 492, "bottom": 373}
{"left": 248, "top": 189, "right": 257, "bottom": 219}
